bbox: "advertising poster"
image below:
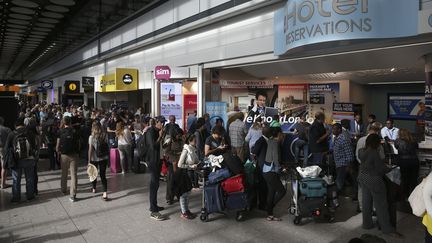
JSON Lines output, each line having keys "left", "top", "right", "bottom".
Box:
{"left": 183, "top": 94, "right": 197, "bottom": 131}
{"left": 278, "top": 84, "right": 308, "bottom": 132}
{"left": 333, "top": 103, "right": 355, "bottom": 122}
{"left": 388, "top": 94, "right": 425, "bottom": 120}
{"left": 205, "top": 102, "right": 228, "bottom": 129}
{"left": 160, "top": 82, "right": 183, "bottom": 129}
{"left": 309, "top": 83, "right": 340, "bottom": 123}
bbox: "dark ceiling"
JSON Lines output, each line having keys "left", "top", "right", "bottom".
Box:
{"left": 0, "top": 0, "right": 156, "bottom": 82}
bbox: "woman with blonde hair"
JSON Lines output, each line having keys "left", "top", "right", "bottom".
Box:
{"left": 394, "top": 128, "right": 419, "bottom": 199}
{"left": 88, "top": 121, "right": 109, "bottom": 200}
{"left": 116, "top": 121, "right": 133, "bottom": 174}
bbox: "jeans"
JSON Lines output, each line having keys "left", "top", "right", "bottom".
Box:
{"left": 90, "top": 160, "right": 108, "bottom": 192}
{"left": 262, "top": 172, "right": 286, "bottom": 216}
{"left": 336, "top": 166, "right": 348, "bottom": 191}
{"left": 180, "top": 192, "right": 190, "bottom": 214}
{"left": 12, "top": 159, "right": 36, "bottom": 200}
{"left": 149, "top": 162, "right": 162, "bottom": 212}
{"left": 60, "top": 154, "right": 78, "bottom": 197}
{"left": 118, "top": 144, "right": 132, "bottom": 172}
{"left": 294, "top": 139, "right": 309, "bottom": 167}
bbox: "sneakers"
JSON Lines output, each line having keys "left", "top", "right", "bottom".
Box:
{"left": 69, "top": 196, "right": 77, "bottom": 202}
{"left": 181, "top": 211, "right": 196, "bottom": 220}
{"left": 150, "top": 212, "right": 167, "bottom": 221}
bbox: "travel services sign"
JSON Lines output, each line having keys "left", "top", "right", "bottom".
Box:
{"left": 274, "top": 0, "right": 418, "bottom": 55}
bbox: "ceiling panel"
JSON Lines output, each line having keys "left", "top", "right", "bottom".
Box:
{"left": 1, "top": 0, "right": 160, "bottom": 80}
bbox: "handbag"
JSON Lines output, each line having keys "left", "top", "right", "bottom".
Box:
{"left": 408, "top": 178, "right": 426, "bottom": 217}
{"left": 385, "top": 166, "right": 401, "bottom": 186}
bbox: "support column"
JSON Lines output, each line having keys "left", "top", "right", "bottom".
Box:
{"left": 197, "top": 64, "right": 204, "bottom": 117}
{"left": 151, "top": 75, "right": 158, "bottom": 117}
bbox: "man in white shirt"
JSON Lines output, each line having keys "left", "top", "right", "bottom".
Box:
{"left": 381, "top": 119, "right": 399, "bottom": 141}
{"left": 356, "top": 122, "right": 384, "bottom": 164}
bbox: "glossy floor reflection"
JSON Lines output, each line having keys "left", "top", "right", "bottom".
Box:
{"left": 0, "top": 159, "right": 425, "bottom": 243}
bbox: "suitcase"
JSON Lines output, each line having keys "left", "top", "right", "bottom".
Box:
{"left": 204, "top": 183, "right": 225, "bottom": 214}
{"left": 299, "top": 177, "right": 327, "bottom": 198}
{"left": 225, "top": 192, "right": 248, "bottom": 210}
{"left": 208, "top": 168, "right": 231, "bottom": 185}
{"left": 110, "top": 148, "right": 122, "bottom": 173}
{"left": 221, "top": 174, "right": 245, "bottom": 194}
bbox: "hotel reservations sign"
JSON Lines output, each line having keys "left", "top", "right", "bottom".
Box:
{"left": 274, "top": 0, "right": 419, "bottom": 55}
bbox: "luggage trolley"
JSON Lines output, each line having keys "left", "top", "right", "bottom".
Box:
{"left": 288, "top": 167, "right": 335, "bottom": 225}
{"left": 197, "top": 168, "right": 247, "bottom": 222}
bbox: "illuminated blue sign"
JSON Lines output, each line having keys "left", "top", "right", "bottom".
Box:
{"left": 274, "top": 0, "right": 418, "bottom": 55}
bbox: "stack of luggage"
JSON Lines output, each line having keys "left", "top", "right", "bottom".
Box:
{"left": 200, "top": 152, "right": 248, "bottom": 222}
{"left": 289, "top": 165, "right": 336, "bottom": 225}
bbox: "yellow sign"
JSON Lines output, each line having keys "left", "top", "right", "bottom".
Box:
{"left": 69, "top": 83, "right": 77, "bottom": 91}
{"left": 116, "top": 68, "right": 138, "bottom": 91}
{"left": 100, "top": 74, "right": 116, "bottom": 92}
{"left": 99, "top": 68, "right": 138, "bottom": 92}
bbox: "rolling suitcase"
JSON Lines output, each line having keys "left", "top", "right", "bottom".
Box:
{"left": 221, "top": 174, "right": 245, "bottom": 194}
{"left": 299, "top": 177, "right": 327, "bottom": 198}
{"left": 208, "top": 168, "right": 231, "bottom": 185}
{"left": 225, "top": 192, "right": 248, "bottom": 210}
{"left": 110, "top": 148, "right": 121, "bottom": 173}
{"left": 204, "top": 183, "right": 225, "bottom": 214}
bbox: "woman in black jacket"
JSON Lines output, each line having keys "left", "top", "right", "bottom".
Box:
{"left": 358, "top": 134, "right": 401, "bottom": 238}
{"left": 394, "top": 128, "right": 419, "bottom": 199}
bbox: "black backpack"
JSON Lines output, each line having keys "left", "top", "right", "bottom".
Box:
{"left": 59, "top": 127, "right": 76, "bottom": 155}
{"left": 12, "top": 132, "right": 32, "bottom": 161}
{"left": 136, "top": 133, "right": 148, "bottom": 159}
{"left": 96, "top": 135, "right": 109, "bottom": 158}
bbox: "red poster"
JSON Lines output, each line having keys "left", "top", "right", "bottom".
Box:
{"left": 183, "top": 94, "right": 197, "bottom": 131}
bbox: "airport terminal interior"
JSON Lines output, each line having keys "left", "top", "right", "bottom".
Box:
{"left": 1, "top": 0, "right": 432, "bottom": 242}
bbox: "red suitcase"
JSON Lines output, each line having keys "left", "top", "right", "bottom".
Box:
{"left": 110, "top": 148, "right": 122, "bottom": 173}
{"left": 221, "top": 174, "right": 245, "bottom": 194}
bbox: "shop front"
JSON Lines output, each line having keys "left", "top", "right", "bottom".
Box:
{"left": 97, "top": 68, "right": 151, "bottom": 112}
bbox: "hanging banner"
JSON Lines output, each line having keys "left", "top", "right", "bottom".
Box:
{"left": 41, "top": 80, "right": 53, "bottom": 90}
{"left": 274, "top": 0, "right": 419, "bottom": 55}
{"left": 160, "top": 82, "right": 183, "bottom": 129}
{"left": 64, "top": 80, "right": 80, "bottom": 94}
{"left": 183, "top": 94, "right": 197, "bottom": 131}
{"left": 388, "top": 93, "right": 425, "bottom": 120}
{"left": 206, "top": 102, "right": 228, "bottom": 130}
{"left": 82, "top": 77, "right": 95, "bottom": 92}
{"left": 277, "top": 84, "right": 308, "bottom": 132}
{"left": 333, "top": 103, "right": 355, "bottom": 122}
{"left": 116, "top": 68, "right": 138, "bottom": 91}
{"left": 309, "top": 83, "right": 340, "bottom": 123}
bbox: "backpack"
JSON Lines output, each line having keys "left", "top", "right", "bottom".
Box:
{"left": 59, "top": 127, "right": 76, "bottom": 155}
{"left": 12, "top": 132, "right": 32, "bottom": 161}
{"left": 136, "top": 132, "right": 148, "bottom": 159}
{"left": 95, "top": 135, "right": 109, "bottom": 158}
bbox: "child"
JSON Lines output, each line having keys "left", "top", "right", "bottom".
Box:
{"left": 175, "top": 134, "right": 199, "bottom": 219}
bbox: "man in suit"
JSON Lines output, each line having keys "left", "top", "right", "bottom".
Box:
{"left": 350, "top": 114, "right": 365, "bottom": 140}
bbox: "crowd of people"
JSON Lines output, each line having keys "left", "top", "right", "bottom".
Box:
{"left": 0, "top": 95, "right": 429, "bottom": 241}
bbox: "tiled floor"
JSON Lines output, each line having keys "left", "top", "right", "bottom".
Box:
{"left": 0, "top": 159, "right": 425, "bottom": 243}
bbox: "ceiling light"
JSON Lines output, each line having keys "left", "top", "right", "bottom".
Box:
{"left": 390, "top": 67, "right": 396, "bottom": 72}
{"left": 368, "top": 81, "right": 424, "bottom": 85}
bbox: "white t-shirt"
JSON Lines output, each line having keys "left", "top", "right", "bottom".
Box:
{"left": 89, "top": 135, "right": 109, "bottom": 162}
